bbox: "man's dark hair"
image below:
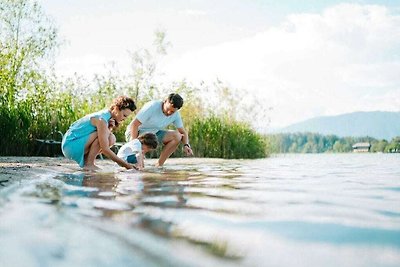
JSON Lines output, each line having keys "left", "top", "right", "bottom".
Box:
{"left": 167, "top": 93, "right": 183, "bottom": 109}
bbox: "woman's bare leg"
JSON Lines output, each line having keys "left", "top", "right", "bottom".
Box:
{"left": 157, "top": 130, "right": 182, "bottom": 167}
{"left": 83, "top": 132, "right": 101, "bottom": 170}
{"left": 84, "top": 132, "right": 116, "bottom": 170}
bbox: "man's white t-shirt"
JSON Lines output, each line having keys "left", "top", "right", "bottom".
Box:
{"left": 117, "top": 139, "right": 142, "bottom": 161}
{"left": 125, "top": 100, "right": 183, "bottom": 140}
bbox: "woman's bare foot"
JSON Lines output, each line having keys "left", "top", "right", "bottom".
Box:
{"left": 83, "top": 165, "right": 100, "bottom": 171}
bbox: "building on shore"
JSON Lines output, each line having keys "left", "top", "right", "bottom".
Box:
{"left": 352, "top": 142, "right": 371, "bottom": 152}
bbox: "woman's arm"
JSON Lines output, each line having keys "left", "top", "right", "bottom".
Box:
{"left": 93, "top": 117, "right": 134, "bottom": 169}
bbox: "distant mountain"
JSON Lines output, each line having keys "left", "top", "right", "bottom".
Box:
{"left": 276, "top": 111, "right": 400, "bottom": 140}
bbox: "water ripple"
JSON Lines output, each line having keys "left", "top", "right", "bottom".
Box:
{"left": 1, "top": 154, "right": 400, "bottom": 267}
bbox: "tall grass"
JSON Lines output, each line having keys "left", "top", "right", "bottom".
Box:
{"left": 1, "top": 81, "right": 271, "bottom": 158}
{"left": 0, "top": 102, "right": 32, "bottom": 155}
{"left": 189, "top": 116, "right": 269, "bottom": 159}
{"left": 0, "top": 0, "right": 271, "bottom": 159}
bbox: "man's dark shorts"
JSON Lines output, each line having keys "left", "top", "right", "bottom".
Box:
{"left": 154, "top": 130, "right": 166, "bottom": 144}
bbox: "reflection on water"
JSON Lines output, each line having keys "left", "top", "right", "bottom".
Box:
{"left": 1, "top": 154, "right": 400, "bottom": 267}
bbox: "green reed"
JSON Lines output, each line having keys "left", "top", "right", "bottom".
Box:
{"left": 188, "top": 116, "right": 269, "bottom": 159}
{"left": 0, "top": 0, "right": 271, "bottom": 158}
{"left": 1, "top": 84, "right": 270, "bottom": 158}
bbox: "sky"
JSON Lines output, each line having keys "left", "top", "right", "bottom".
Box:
{"left": 39, "top": 0, "right": 400, "bottom": 130}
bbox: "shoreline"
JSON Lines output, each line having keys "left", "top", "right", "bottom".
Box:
{"left": 1, "top": 153, "right": 395, "bottom": 187}
{"left": 0, "top": 156, "right": 232, "bottom": 188}
{"left": 0, "top": 157, "right": 77, "bottom": 187}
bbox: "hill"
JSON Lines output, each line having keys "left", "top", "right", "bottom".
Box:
{"left": 276, "top": 111, "right": 400, "bottom": 140}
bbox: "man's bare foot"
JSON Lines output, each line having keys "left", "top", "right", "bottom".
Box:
{"left": 83, "top": 165, "right": 100, "bottom": 171}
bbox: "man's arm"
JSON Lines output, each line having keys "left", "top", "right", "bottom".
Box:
{"left": 129, "top": 118, "right": 142, "bottom": 141}
{"left": 177, "top": 127, "right": 193, "bottom": 156}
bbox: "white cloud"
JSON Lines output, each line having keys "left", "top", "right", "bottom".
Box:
{"left": 178, "top": 9, "right": 207, "bottom": 17}
{"left": 161, "top": 4, "right": 400, "bottom": 128}
{"left": 52, "top": 4, "right": 251, "bottom": 78}
{"left": 55, "top": 54, "right": 111, "bottom": 79}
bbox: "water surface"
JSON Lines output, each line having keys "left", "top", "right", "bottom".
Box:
{"left": 1, "top": 154, "right": 399, "bottom": 267}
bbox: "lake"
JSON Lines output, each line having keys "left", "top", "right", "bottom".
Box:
{"left": 0, "top": 154, "right": 399, "bottom": 267}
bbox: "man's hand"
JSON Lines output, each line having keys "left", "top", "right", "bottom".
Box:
{"left": 183, "top": 145, "right": 193, "bottom": 156}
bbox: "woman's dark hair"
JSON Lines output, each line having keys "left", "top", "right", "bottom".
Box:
{"left": 138, "top": 133, "right": 158, "bottom": 149}
{"left": 110, "top": 96, "right": 136, "bottom": 111}
{"left": 167, "top": 93, "right": 183, "bottom": 109}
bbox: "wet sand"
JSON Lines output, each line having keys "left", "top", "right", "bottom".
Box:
{"left": 0, "top": 156, "right": 228, "bottom": 187}
{"left": 0, "top": 157, "right": 75, "bottom": 187}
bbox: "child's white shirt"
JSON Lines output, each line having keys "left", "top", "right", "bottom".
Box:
{"left": 117, "top": 139, "right": 142, "bottom": 161}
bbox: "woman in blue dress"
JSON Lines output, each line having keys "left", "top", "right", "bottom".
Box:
{"left": 62, "top": 96, "right": 137, "bottom": 170}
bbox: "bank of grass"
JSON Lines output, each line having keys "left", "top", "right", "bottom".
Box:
{"left": 189, "top": 116, "right": 269, "bottom": 159}
{"left": 0, "top": 93, "right": 270, "bottom": 159}
{"left": 0, "top": 0, "right": 269, "bottom": 159}
{"left": 0, "top": 95, "right": 74, "bottom": 156}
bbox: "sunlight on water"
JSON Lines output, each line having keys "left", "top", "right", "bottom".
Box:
{"left": 0, "top": 154, "right": 399, "bottom": 267}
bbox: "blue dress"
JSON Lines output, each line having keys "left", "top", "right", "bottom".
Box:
{"left": 62, "top": 109, "right": 111, "bottom": 167}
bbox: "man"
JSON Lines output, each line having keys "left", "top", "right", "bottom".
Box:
{"left": 125, "top": 93, "right": 194, "bottom": 167}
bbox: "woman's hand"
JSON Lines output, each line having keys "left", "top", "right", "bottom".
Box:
{"left": 91, "top": 117, "right": 134, "bottom": 169}
{"left": 108, "top": 118, "right": 116, "bottom": 131}
{"left": 124, "top": 163, "right": 139, "bottom": 170}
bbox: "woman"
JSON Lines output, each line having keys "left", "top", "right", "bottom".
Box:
{"left": 62, "top": 96, "right": 136, "bottom": 170}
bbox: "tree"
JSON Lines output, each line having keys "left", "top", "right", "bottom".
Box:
{"left": 371, "top": 140, "right": 388, "bottom": 152}
{"left": 125, "top": 29, "right": 171, "bottom": 103}
{"left": 0, "top": 0, "right": 58, "bottom": 106}
{"left": 0, "top": 0, "right": 59, "bottom": 155}
{"left": 385, "top": 137, "right": 400, "bottom": 153}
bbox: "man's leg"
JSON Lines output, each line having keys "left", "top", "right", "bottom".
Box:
{"left": 157, "top": 130, "right": 182, "bottom": 167}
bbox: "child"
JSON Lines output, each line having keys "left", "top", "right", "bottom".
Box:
{"left": 117, "top": 133, "right": 158, "bottom": 170}
{"left": 62, "top": 96, "right": 137, "bottom": 170}
{"left": 125, "top": 93, "right": 193, "bottom": 167}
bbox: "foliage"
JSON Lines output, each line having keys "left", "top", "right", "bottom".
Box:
{"left": 0, "top": 0, "right": 58, "bottom": 106}
{"left": 269, "top": 132, "right": 400, "bottom": 153}
{"left": 0, "top": 0, "right": 59, "bottom": 155}
{"left": 0, "top": 0, "right": 270, "bottom": 159}
{"left": 190, "top": 116, "right": 268, "bottom": 158}
{"left": 370, "top": 139, "right": 388, "bottom": 153}
{"left": 384, "top": 137, "right": 400, "bottom": 153}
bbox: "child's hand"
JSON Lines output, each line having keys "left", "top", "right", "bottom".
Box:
{"left": 127, "top": 162, "right": 142, "bottom": 171}
{"left": 135, "top": 163, "right": 143, "bottom": 171}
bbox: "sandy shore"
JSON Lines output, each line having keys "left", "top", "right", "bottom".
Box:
{"left": 0, "top": 156, "right": 230, "bottom": 188}
{"left": 0, "top": 157, "right": 78, "bottom": 187}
